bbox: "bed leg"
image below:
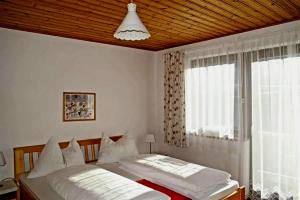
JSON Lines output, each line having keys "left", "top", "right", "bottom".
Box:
{"left": 16, "top": 189, "right": 20, "bottom": 200}
{"left": 239, "top": 186, "right": 245, "bottom": 200}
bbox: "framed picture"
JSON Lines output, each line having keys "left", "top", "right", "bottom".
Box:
{"left": 63, "top": 92, "right": 96, "bottom": 122}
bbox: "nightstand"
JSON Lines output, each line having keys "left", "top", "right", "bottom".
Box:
{"left": 0, "top": 179, "right": 17, "bottom": 200}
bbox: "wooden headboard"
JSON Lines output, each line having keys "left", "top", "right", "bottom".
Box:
{"left": 13, "top": 135, "right": 122, "bottom": 182}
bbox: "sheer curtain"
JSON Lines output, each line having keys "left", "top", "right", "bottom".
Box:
{"left": 250, "top": 44, "right": 300, "bottom": 199}
{"left": 185, "top": 54, "right": 238, "bottom": 140}
{"left": 184, "top": 27, "right": 300, "bottom": 198}
{"left": 185, "top": 48, "right": 248, "bottom": 193}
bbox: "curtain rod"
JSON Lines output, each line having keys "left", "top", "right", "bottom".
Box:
{"left": 185, "top": 29, "right": 300, "bottom": 56}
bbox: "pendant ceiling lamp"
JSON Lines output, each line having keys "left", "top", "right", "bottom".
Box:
{"left": 114, "top": 1, "right": 150, "bottom": 41}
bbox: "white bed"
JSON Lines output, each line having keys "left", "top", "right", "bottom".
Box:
{"left": 20, "top": 162, "right": 239, "bottom": 200}
{"left": 117, "top": 166, "right": 239, "bottom": 200}
{"left": 20, "top": 163, "right": 140, "bottom": 200}
{"left": 118, "top": 154, "right": 240, "bottom": 200}
{"left": 21, "top": 164, "right": 169, "bottom": 200}
{"left": 20, "top": 175, "right": 63, "bottom": 200}
{"left": 106, "top": 162, "right": 239, "bottom": 200}
{"left": 15, "top": 136, "right": 245, "bottom": 200}
{"left": 46, "top": 165, "right": 169, "bottom": 200}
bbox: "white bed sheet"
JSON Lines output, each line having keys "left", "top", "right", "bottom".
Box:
{"left": 194, "top": 180, "right": 239, "bottom": 200}
{"left": 119, "top": 154, "right": 231, "bottom": 193}
{"left": 20, "top": 163, "right": 238, "bottom": 200}
{"left": 118, "top": 165, "right": 239, "bottom": 200}
{"left": 20, "top": 175, "right": 64, "bottom": 200}
{"left": 46, "top": 164, "right": 170, "bottom": 200}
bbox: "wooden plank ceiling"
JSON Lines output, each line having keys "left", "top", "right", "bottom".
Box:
{"left": 0, "top": 0, "right": 300, "bottom": 50}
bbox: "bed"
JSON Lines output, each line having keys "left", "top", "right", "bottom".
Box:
{"left": 14, "top": 136, "right": 245, "bottom": 200}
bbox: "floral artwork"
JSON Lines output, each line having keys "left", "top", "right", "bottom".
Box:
{"left": 63, "top": 92, "right": 96, "bottom": 121}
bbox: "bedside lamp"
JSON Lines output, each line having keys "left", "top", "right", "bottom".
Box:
{"left": 145, "top": 134, "right": 155, "bottom": 154}
{"left": 0, "top": 151, "right": 6, "bottom": 167}
{"left": 0, "top": 151, "right": 6, "bottom": 187}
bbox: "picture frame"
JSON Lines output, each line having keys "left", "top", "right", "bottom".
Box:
{"left": 63, "top": 92, "right": 96, "bottom": 122}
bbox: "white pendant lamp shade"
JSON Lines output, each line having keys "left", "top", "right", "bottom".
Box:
{"left": 114, "top": 2, "right": 150, "bottom": 41}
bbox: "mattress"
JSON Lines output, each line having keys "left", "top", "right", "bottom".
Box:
{"left": 194, "top": 180, "right": 239, "bottom": 200}
{"left": 20, "top": 163, "right": 238, "bottom": 200}
{"left": 118, "top": 164, "right": 239, "bottom": 200}
{"left": 20, "top": 175, "right": 63, "bottom": 200}
{"left": 19, "top": 163, "right": 141, "bottom": 200}
{"left": 46, "top": 164, "right": 170, "bottom": 200}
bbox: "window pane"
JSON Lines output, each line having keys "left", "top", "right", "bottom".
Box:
{"left": 186, "top": 63, "right": 235, "bottom": 139}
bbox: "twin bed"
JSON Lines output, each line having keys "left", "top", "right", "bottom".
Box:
{"left": 14, "top": 135, "right": 245, "bottom": 200}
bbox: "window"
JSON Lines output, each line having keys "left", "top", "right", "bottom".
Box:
{"left": 185, "top": 54, "right": 239, "bottom": 140}
{"left": 185, "top": 39, "right": 300, "bottom": 199}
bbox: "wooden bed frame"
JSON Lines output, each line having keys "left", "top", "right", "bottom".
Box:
{"left": 14, "top": 136, "right": 245, "bottom": 200}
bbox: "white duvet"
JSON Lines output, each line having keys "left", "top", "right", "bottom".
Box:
{"left": 119, "top": 154, "right": 231, "bottom": 193}
{"left": 46, "top": 165, "right": 170, "bottom": 200}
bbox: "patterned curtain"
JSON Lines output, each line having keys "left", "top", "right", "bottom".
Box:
{"left": 164, "top": 51, "right": 187, "bottom": 147}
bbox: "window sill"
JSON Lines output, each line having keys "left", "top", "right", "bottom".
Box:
{"left": 188, "top": 133, "right": 237, "bottom": 141}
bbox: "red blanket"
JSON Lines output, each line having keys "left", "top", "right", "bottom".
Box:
{"left": 137, "top": 179, "right": 191, "bottom": 200}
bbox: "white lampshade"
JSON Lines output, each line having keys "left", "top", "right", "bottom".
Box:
{"left": 145, "top": 134, "right": 155, "bottom": 143}
{"left": 0, "top": 151, "right": 6, "bottom": 166}
{"left": 114, "top": 2, "right": 150, "bottom": 41}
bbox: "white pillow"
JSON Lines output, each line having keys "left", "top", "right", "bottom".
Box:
{"left": 28, "top": 137, "right": 65, "bottom": 178}
{"left": 97, "top": 135, "right": 139, "bottom": 164}
{"left": 62, "top": 138, "right": 85, "bottom": 167}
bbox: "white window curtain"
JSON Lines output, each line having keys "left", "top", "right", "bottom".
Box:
{"left": 185, "top": 54, "right": 239, "bottom": 140}
{"left": 250, "top": 44, "right": 300, "bottom": 199}
{"left": 185, "top": 48, "right": 250, "bottom": 195}
{"left": 184, "top": 27, "right": 300, "bottom": 199}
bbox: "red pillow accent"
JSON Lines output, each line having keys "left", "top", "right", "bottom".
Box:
{"left": 137, "top": 179, "right": 191, "bottom": 200}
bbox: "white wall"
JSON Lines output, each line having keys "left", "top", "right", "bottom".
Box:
{"left": 0, "top": 28, "right": 154, "bottom": 179}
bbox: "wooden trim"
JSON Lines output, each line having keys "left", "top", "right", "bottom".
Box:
{"left": 222, "top": 186, "right": 245, "bottom": 200}
{"left": 0, "top": 0, "right": 299, "bottom": 50}
{"left": 28, "top": 153, "right": 33, "bottom": 170}
{"left": 91, "top": 145, "right": 96, "bottom": 160}
{"left": 14, "top": 148, "right": 25, "bottom": 183}
{"left": 19, "top": 180, "right": 38, "bottom": 200}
